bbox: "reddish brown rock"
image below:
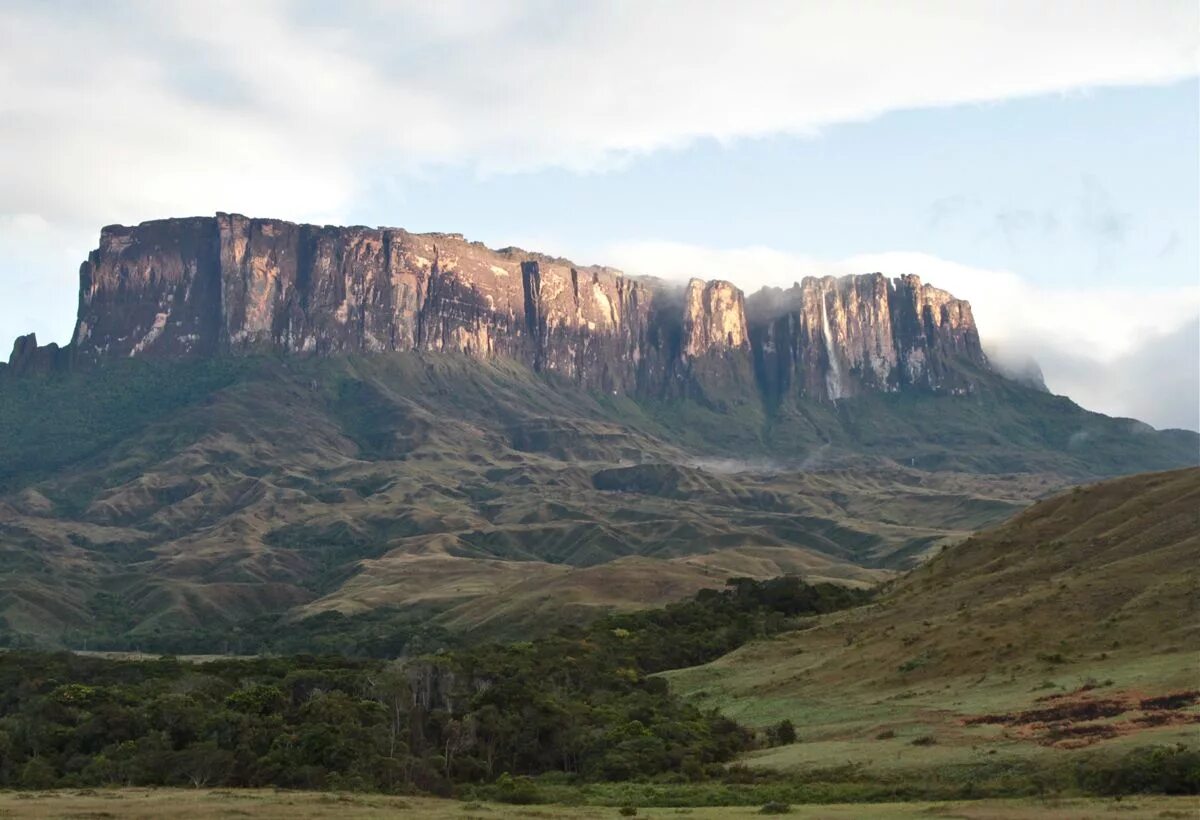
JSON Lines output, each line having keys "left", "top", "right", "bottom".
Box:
{"left": 748, "top": 273, "right": 986, "bottom": 402}
{"left": 17, "top": 214, "right": 989, "bottom": 403}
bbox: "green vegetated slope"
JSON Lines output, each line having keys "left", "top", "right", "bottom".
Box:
{"left": 666, "top": 467, "right": 1200, "bottom": 782}
{"left": 0, "top": 556, "right": 1193, "bottom": 805}
{"left": 0, "top": 352, "right": 1194, "bottom": 649}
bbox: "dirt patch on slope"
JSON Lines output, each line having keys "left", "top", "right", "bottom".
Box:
{"left": 962, "top": 687, "right": 1200, "bottom": 748}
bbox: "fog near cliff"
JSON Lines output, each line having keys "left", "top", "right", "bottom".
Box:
{"left": 990, "top": 319, "right": 1200, "bottom": 433}
{"left": 606, "top": 241, "right": 1200, "bottom": 432}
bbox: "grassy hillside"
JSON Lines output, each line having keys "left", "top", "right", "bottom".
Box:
{"left": 666, "top": 468, "right": 1200, "bottom": 781}
{"left": 0, "top": 353, "right": 1195, "bottom": 649}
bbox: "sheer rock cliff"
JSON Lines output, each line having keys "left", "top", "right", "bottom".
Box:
{"left": 8, "top": 214, "right": 988, "bottom": 400}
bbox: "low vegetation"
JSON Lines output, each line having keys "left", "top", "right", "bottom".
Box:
{"left": 662, "top": 469, "right": 1200, "bottom": 801}
{"left": 0, "top": 568, "right": 1194, "bottom": 803}
{"left": 0, "top": 578, "right": 865, "bottom": 794}
{"left": 0, "top": 790, "right": 1197, "bottom": 819}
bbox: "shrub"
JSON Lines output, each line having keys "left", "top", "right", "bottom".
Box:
{"left": 1075, "top": 745, "right": 1200, "bottom": 796}
{"left": 759, "top": 802, "right": 792, "bottom": 814}
{"left": 765, "top": 719, "right": 797, "bottom": 746}
{"left": 488, "top": 774, "right": 544, "bottom": 805}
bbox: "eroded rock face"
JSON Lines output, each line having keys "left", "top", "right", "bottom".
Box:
{"left": 682, "top": 279, "right": 748, "bottom": 356}
{"left": 73, "top": 218, "right": 223, "bottom": 363}
{"left": 12, "top": 214, "right": 989, "bottom": 401}
{"left": 62, "top": 215, "right": 693, "bottom": 393}
{"left": 747, "top": 273, "right": 986, "bottom": 401}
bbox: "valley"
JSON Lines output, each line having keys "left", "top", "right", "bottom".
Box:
{"left": 0, "top": 217, "right": 1195, "bottom": 812}
{"left": 0, "top": 349, "right": 1182, "bottom": 650}
{"left": 2, "top": 5, "right": 1198, "bottom": 814}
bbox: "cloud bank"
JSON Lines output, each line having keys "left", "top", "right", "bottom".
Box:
{"left": 0, "top": 1, "right": 1196, "bottom": 430}
{"left": 602, "top": 241, "right": 1200, "bottom": 431}
{"left": 1, "top": 0, "right": 1196, "bottom": 229}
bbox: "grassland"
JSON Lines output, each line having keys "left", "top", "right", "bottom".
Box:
{"left": 0, "top": 789, "right": 1196, "bottom": 819}
{"left": 665, "top": 468, "right": 1200, "bottom": 787}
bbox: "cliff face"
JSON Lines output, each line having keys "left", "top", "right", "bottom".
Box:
{"left": 748, "top": 273, "right": 986, "bottom": 402}
{"left": 11, "top": 214, "right": 988, "bottom": 399}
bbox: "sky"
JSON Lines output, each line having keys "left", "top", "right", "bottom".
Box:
{"left": 1, "top": 1, "right": 1197, "bottom": 429}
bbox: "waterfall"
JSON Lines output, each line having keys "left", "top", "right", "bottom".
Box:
{"left": 821, "top": 293, "right": 845, "bottom": 400}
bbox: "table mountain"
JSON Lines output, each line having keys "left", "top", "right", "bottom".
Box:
{"left": 13, "top": 214, "right": 986, "bottom": 403}
{"left": 0, "top": 215, "right": 1195, "bottom": 652}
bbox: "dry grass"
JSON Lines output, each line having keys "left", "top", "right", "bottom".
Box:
{"left": 0, "top": 790, "right": 1196, "bottom": 819}
{"left": 666, "top": 469, "right": 1200, "bottom": 775}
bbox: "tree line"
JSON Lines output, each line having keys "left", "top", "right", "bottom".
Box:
{"left": 0, "top": 577, "right": 868, "bottom": 793}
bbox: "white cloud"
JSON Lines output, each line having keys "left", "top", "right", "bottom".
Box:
{"left": 603, "top": 240, "right": 1200, "bottom": 431}
{"left": 1, "top": 1, "right": 1196, "bottom": 427}
{"left": 0, "top": 0, "right": 1196, "bottom": 230}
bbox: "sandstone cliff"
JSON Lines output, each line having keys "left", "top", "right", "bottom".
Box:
{"left": 8, "top": 214, "right": 988, "bottom": 400}
{"left": 747, "top": 272, "right": 985, "bottom": 402}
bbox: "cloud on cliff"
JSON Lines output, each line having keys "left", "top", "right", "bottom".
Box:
{"left": 0, "top": 1, "right": 1196, "bottom": 428}
{"left": 603, "top": 241, "right": 1200, "bottom": 431}
{"left": 0, "top": 0, "right": 1196, "bottom": 230}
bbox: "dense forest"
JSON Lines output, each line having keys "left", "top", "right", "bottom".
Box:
{"left": 0, "top": 577, "right": 867, "bottom": 793}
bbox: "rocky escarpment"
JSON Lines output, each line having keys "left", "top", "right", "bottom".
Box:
{"left": 748, "top": 273, "right": 986, "bottom": 402}
{"left": 8, "top": 214, "right": 988, "bottom": 400}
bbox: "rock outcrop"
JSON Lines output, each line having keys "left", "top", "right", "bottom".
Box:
{"left": 9, "top": 214, "right": 990, "bottom": 401}
{"left": 5, "top": 333, "right": 70, "bottom": 376}
{"left": 748, "top": 273, "right": 986, "bottom": 402}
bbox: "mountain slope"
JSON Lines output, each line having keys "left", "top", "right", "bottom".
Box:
{"left": 0, "top": 351, "right": 1194, "bottom": 650}
{"left": 666, "top": 467, "right": 1200, "bottom": 775}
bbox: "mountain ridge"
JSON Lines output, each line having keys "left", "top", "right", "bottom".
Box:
{"left": 7, "top": 213, "right": 987, "bottom": 403}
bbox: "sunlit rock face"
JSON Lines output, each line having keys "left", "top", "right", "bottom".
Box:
{"left": 682, "top": 279, "right": 748, "bottom": 356}
{"left": 522, "top": 258, "right": 661, "bottom": 393}
{"left": 65, "top": 215, "right": 691, "bottom": 393}
{"left": 889, "top": 273, "right": 986, "bottom": 392}
{"left": 747, "top": 273, "right": 986, "bottom": 402}
{"left": 14, "top": 214, "right": 988, "bottom": 402}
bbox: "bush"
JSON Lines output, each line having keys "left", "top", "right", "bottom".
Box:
{"left": 1075, "top": 745, "right": 1200, "bottom": 796}
{"left": 488, "top": 774, "right": 545, "bottom": 805}
{"left": 759, "top": 802, "right": 792, "bottom": 814}
{"left": 19, "top": 757, "right": 58, "bottom": 789}
{"left": 765, "top": 719, "right": 797, "bottom": 746}
{"left": 619, "top": 807, "right": 638, "bottom": 816}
